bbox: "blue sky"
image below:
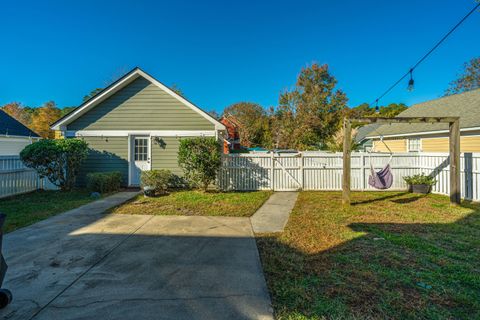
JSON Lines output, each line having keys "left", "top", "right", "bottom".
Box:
{"left": 1, "top": 0, "right": 479, "bottom": 113}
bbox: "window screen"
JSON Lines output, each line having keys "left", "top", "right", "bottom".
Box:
{"left": 134, "top": 138, "right": 148, "bottom": 161}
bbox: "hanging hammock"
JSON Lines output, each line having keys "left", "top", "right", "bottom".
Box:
{"left": 368, "top": 135, "right": 394, "bottom": 189}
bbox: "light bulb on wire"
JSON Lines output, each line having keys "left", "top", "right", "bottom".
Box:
{"left": 407, "top": 69, "right": 415, "bottom": 92}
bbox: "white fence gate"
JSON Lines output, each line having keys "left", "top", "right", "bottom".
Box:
{"left": 0, "top": 156, "right": 56, "bottom": 199}
{"left": 219, "top": 152, "right": 480, "bottom": 202}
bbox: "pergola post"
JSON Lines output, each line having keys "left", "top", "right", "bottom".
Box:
{"left": 449, "top": 119, "right": 461, "bottom": 205}
{"left": 342, "top": 118, "right": 351, "bottom": 206}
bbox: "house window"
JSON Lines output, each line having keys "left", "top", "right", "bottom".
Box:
{"left": 407, "top": 138, "right": 421, "bottom": 152}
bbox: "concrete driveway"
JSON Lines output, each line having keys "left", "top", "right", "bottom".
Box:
{"left": 0, "top": 193, "right": 273, "bottom": 320}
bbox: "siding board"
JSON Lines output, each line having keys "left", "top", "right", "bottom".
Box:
{"left": 373, "top": 139, "right": 407, "bottom": 152}
{"left": 422, "top": 136, "right": 480, "bottom": 152}
{"left": 151, "top": 137, "right": 184, "bottom": 176}
{"left": 78, "top": 137, "right": 129, "bottom": 186}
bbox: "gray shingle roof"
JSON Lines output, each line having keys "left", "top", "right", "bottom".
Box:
{"left": 0, "top": 110, "right": 40, "bottom": 137}
{"left": 355, "top": 124, "right": 380, "bottom": 142}
{"left": 366, "top": 88, "right": 480, "bottom": 138}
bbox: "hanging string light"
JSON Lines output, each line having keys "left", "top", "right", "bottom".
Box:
{"left": 407, "top": 69, "right": 415, "bottom": 91}
{"left": 368, "top": 2, "right": 479, "bottom": 108}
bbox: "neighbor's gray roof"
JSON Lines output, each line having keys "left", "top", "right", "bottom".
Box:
{"left": 355, "top": 124, "right": 381, "bottom": 142}
{"left": 0, "top": 110, "right": 40, "bottom": 137}
{"left": 366, "top": 88, "right": 480, "bottom": 138}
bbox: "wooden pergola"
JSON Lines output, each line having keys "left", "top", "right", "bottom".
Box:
{"left": 342, "top": 116, "right": 461, "bottom": 206}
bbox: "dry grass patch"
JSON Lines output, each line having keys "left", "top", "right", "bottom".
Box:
{"left": 110, "top": 190, "right": 272, "bottom": 217}
{"left": 257, "top": 191, "right": 480, "bottom": 319}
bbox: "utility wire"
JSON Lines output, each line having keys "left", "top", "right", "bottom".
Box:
{"left": 370, "top": 2, "right": 480, "bottom": 107}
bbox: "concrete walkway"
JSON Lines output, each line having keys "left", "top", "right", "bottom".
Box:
{"left": 250, "top": 192, "right": 298, "bottom": 233}
{"left": 0, "top": 192, "right": 273, "bottom": 320}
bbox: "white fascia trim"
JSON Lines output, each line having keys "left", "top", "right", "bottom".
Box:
{"left": 51, "top": 69, "right": 226, "bottom": 131}
{"left": 0, "top": 135, "right": 41, "bottom": 141}
{"left": 66, "top": 130, "right": 217, "bottom": 137}
{"left": 366, "top": 126, "right": 480, "bottom": 139}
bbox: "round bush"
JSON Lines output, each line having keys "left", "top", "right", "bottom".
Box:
{"left": 140, "top": 169, "right": 172, "bottom": 195}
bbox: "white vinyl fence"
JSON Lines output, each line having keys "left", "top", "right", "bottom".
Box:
{"left": 219, "top": 152, "right": 480, "bottom": 201}
{"left": 0, "top": 156, "right": 56, "bottom": 199}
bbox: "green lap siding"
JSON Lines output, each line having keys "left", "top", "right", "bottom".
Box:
{"left": 68, "top": 77, "right": 215, "bottom": 131}
{"left": 77, "top": 136, "right": 188, "bottom": 187}
{"left": 64, "top": 74, "right": 220, "bottom": 186}
{"left": 77, "top": 137, "right": 129, "bottom": 186}
{"left": 150, "top": 137, "right": 184, "bottom": 176}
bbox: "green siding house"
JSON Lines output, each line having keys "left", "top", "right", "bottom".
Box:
{"left": 51, "top": 67, "right": 226, "bottom": 186}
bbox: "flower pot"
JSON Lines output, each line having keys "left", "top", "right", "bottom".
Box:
{"left": 411, "top": 184, "right": 431, "bottom": 194}
{"left": 143, "top": 186, "right": 156, "bottom": 197}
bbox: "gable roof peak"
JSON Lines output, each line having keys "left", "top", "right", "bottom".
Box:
{"left": 51, "top": 67, "right": 225, "bottom": 130}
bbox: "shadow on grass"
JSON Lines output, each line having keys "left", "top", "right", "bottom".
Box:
{"left": 389, "top": 195, "right": 425, "bottom": 204}
{"left": 256, "top": 200, "right": 480, "bottom": 319}
{"left": 351, "top": 191, "right": 410, "bottom": 205}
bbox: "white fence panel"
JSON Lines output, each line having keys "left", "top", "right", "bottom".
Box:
{"left": 219, "top": 154, "right": 272, "bottom": 191}
{"left": 0, "top": 169, "right": 44, "bottom": 199}
{"left": 273, "top": 155, "right": 302, "bottom": 191}
{"left": 219, "top": 152, "right": 480, "bottom": 202}
{"left": 0, "top": 156, "right": 56, "bottom": 199}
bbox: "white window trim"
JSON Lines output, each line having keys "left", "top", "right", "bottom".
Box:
{"left": 407, "top": 138, "right": 422, "bottom": 152}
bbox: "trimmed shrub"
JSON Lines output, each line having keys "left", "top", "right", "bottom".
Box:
{"left": 20, "top": 139, "right": 88, "bottom": 191}
{"left": 140, "top": 169, "right": 172, "bottom": 195}
{"left": 86, "top": 171, "right": 122, "bottom": 193}
{"left": 177, "top": 137, "right": 221, "bottom": 191}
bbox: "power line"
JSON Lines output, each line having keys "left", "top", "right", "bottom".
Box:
{"left": 370, "top": 2, "right": 480, "bottom": 107}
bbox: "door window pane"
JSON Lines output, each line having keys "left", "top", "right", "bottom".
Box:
{"left": 134, "top": 138, "right": 148, "bottom": 161}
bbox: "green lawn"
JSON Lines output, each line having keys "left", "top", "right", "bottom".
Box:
{"left": 110, "top": 190, "right": 272, "bottom": 217}
{"left": 0, "top": 189, "right": 100, "bottom": 233}
{"left": 256, "top": 191, "right": 480, "bottom": 319}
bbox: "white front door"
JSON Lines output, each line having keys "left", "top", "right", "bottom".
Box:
{"left": 129, "top": 136, "right": 151, "bottom": 186}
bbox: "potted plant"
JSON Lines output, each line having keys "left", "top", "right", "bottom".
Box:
{"left": 140, "top": 169, "right": 172, "bottom": 197}
{"left": 403, "top": 173, "right": 436, "bottom": 194}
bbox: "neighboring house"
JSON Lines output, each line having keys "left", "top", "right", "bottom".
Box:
{"left": 0, "top": 110, "right": 40, "bottom": 156}
{"left": 219, "top": 114, "right": 242, "bottom": 153}
{"left": 51, "top": 67, "right": 226, "bottom": 186}
{"left": 366, "top": 88, "right": 480, "bottom": 153}
{"left": 355, "top": 124, "right": 380, "bottom": 151}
